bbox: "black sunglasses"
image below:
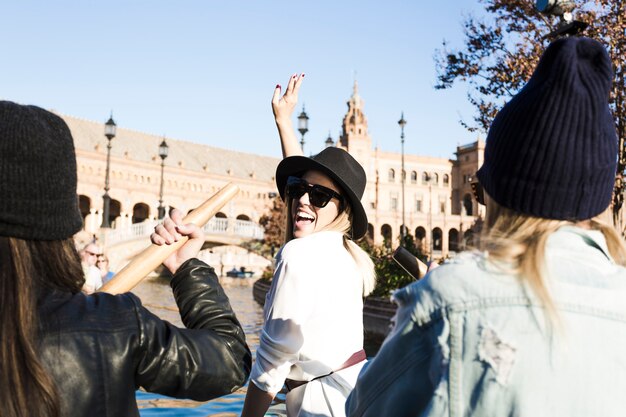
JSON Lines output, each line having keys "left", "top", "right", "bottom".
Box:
{"left": 286, "top": 176, "right": 343, "bottom": 209}
{"left": 470, "top": 177, "right": 485, "bottom": 206}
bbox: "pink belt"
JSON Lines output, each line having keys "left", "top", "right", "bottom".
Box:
{"left": 284, "top": 349, "right": 366, "bottom": 392}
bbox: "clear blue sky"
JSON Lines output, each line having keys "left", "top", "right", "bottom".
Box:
{"left": 0, "top": 1, "right": 486, "bottom": 159}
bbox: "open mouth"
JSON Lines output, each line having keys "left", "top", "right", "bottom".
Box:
{"left": 294, "top": 210, "right": 315, "bottom": 227}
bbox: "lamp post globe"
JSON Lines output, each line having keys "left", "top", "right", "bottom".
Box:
{"left": 325, "top": 132, "right": 334, "bottom": 148}
{"left": 101, "top": 115, "right": 117, "bottom": 228}
{"left": 297, "top": 105, "right": 309, "bottom": 152}
{"left": 157, "top": 138, "right": 169, "bottom": 220}
{"left": 398, "top": 112, "right": 407, "bottom": 245}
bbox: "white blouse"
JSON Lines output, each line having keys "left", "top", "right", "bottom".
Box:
{"left": 251, "top": 231, "right": 366, "bottom": 416}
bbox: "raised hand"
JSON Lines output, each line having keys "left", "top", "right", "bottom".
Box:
{"left": 150, "top": 209, "right": 205, "bottom": 274}
{"left": 272, "top": 73, "right": 305, "bottom": 158}
{"left": 272, "top": 73, "right": 305, "bottom": 123}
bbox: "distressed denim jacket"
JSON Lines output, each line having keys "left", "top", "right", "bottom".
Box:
{"left": 347, "top": 226, "right": 626, "bottom": 417}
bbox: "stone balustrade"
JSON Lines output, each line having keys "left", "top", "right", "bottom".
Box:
{"left": 102, "top": 217, "right": 265, "bottom": 247}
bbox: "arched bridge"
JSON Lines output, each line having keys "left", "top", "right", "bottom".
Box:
{"left": 102, "top": 218, "right": 265, "bottom": 248}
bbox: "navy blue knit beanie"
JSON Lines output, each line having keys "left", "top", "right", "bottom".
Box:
{"left": 0, "top": 101, "right": 83, "bottom": 240}
{"left": 476, "top": 37, "right": 617, "bottom": 220}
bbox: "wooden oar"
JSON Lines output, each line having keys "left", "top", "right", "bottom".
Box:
{"left": 392, "top": 246, "right": 428, "bottom": 280}
{"left": 99, "top": 183, "right": 240, "bottom": 295}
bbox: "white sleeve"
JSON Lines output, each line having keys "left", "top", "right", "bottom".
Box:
{"left": 250, "top": 257, "right": 317, "bottom": 393}
{"left": 90, "top": 266, "right": 103, "bottom": 291}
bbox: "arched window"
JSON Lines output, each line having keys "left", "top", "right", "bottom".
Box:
{"left": 236, "top": 214, "right": 251, "bottom": 221}
{"left": 108, "top": 199, "right": 121, "bottom": 228}
{"left": 433, "top": 227, "right": 443, "bottom": 251}
{"left": 215, "top": 212, "right": 227, "bottom": 218}
{"left": 464, "top": 230, "right": 474, "bottom": 249}
{"left": 448, "top": 229, "right": 459, "bottom": 252}
{"left": 399, "top": 225, "right": 408, "bottom": 243}
{"left": 78, "top": 195, "right": 91, "bottom": 222}
{"left": 411, "top": 171, "right": 418, "bottom": 184}
{"left": 463, "top": 193, "right": 473, "bottom": 216}
{"left": 367, "top": 223, "right": 374, "bottom": 241}
{"left": 422, "top": 172, "right": 429, "bottom": 185}
{"left": 415, "top": 226, "right": 427, "bottom": 252}
{"left": 381, "top": 224, "right": 392, "bottom": 247}
{"left": 388, "top": 169, "right": 395, "bottom": 183}
{"left": 132, "top": 203, "right": 150, "bottom": 223}
{"left": 443, "top": 174, "right": 450, "bottom": 186}
{"left": 433, "top": 173, "right": 439, "bottom": 185}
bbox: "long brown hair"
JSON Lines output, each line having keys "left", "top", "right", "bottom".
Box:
{"left": 0, "top": 236, "right": 84, "bottom": 417}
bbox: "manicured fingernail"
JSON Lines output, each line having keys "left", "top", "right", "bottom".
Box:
{"left": 292, "top": 74, "right": 297, "bottom": 78}
{"left": 301, "top": 73, "right": 305, "bottom": 77}
{"left": 276, "top": 84, "right": 281, "bottom": 89}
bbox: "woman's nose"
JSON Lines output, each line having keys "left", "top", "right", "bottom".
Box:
{"left": 297, "top": 191, "right": 311, "bottom": 205}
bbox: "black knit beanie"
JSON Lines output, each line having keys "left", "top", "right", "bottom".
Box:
{"left": 0, "top": 101, "right": 83, "bottom": 240}
{"left": 476, "top": 37, "right": 617, "bottom": 220}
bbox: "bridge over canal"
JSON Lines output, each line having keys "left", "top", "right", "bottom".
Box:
{"left": 100, "top": 218, "right": 271, "bottom": 277}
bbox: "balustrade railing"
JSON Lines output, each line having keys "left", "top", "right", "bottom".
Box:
{"left": 103, "top": 218, "right": 264, "bottom": 247}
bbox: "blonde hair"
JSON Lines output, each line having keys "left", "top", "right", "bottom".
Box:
{"left": 482, "top": 201, "right": 626, "bottom": 318}
{"left": 285, "top": 198, "right": 376, "bottom": 296}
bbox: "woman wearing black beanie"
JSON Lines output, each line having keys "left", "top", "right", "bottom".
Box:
{"left": 347, "top": 37, "right": 626, "bottom": 417}
{"left": 0, "top": 102, "right": 251, "bottom": 417}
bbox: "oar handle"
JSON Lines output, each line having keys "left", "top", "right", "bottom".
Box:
{"left": 392, "top": 246, "right": 428, "bottom": 280}
{"left": 99, "top": 183, "right": 240, "bottom": 295}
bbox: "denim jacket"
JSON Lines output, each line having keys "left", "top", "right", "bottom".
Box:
{"left": 346, "top": 226, "right": 626, "bottom": 417}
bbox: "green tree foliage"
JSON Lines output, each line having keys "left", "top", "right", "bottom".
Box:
{"left": 435, "top": 0, "right": 625, "bottom": 220}
{"left": 244, "top": 195, "right": 286, "bottom": 265}
{"left": 258, "top": 196, "right": 286, "bottom": 252}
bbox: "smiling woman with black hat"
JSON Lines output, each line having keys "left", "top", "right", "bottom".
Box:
{"left": 346, "top": 37, "right": 626, "bottom": 417}
{"left": 241, "top": 74, "right": 375, "bottom": 417}
{"left": 0, "top": 101, "right": 251, "bottom": 417}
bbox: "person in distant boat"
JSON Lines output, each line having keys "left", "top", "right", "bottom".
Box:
{"left": 0, "top": 100, "right": 251, "bottom": 417}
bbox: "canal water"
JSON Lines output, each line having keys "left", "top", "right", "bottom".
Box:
{"left": 132, "top": 276, "right": 286, "bottom": 417}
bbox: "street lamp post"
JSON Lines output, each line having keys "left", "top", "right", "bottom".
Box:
{"left": 457, "top": 198, "right": 465, "bottom": 251}
{"left": 428, "top": 174, "right": 433, "bottom": 261}
{"left": 298, "top": 105, "right": 309, "bottom": 153}
{"left": 101, "top": 115, "right": 117, "bottom": 228}
{"left": 157, "top": 138, "right": 169, "bottom": 220}
{"left": 325, "top": 131, "right": 334, "bottom": 148}
{"left": 398, "top": 112, "right": 407, "bottom": 246}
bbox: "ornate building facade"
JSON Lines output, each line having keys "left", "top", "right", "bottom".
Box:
{"left": 335, "top": 82, "right": 484, "bottom": 257}
{"left": 64, "top": 82, "right": 484, "bottom": 260}
{"left": 67, "top": 115, "right": 278, "bottom": 233}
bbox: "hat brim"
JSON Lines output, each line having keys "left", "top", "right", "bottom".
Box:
{"left": 276, "top": 156, "right": 368, "bottom": 240}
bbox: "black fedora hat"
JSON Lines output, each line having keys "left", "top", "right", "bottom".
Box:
{"left": 276, "top": 147, "right": 368, "bottom": 240}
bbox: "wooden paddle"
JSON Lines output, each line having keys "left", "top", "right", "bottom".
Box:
{"left": 99, "top": 182, "right": 240, "bottom": 294}
{"left": 392, "top": 246, "right": 428, "bottom": 280}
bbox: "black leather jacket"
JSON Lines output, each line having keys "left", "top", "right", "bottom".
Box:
{"left": 38, "top": 259, "right": 252, "bottom": 416}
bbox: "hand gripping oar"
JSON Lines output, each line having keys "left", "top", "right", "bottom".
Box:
{"left": 99, "top": 183, "right": 240, "bottom": 295}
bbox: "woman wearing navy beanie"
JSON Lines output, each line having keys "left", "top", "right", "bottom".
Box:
{"left": 347, "top": 37, "right": 626, "bottom": 417}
